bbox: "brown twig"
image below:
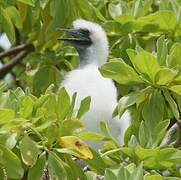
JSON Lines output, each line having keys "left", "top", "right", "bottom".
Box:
{"left": 0, "top": 44, "right": 34, "bottom": 79}
{"left": 0, "top": 44, "right": 32, "bottom": 59}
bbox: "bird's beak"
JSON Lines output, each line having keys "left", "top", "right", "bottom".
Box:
{"left": 56, "top": 28, "right": 91, "bottom": 44}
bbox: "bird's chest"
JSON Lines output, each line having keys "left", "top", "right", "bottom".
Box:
{"left": 62, "top": 66, "right": 117, "bottom": 112}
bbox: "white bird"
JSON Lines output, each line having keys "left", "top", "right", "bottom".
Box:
{"left": 58, "top": 19, "right": 130, "bottom": 149}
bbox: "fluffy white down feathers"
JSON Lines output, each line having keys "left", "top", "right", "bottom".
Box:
{"left": 61, "top": 19, "right": 130, "bottom": 149}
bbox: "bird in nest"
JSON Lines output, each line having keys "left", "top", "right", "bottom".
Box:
{"left": 57, "top": 19, "right": 130, "bottom": 149}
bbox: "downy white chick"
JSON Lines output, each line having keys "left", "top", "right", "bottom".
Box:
{"left": 58, "top": 19, "right": 130, "bottom": 149}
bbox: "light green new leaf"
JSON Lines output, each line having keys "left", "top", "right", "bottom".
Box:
{"left": 27, "top": 152, "right": 46, "bottom": 180}
{"left": 168, "top": 43, "right": 181, "bottom": 67}
{"left": 155, "top": 68, "right": 177, "bottom": 85}
{"left": 20, "top": 135, "right": 39, "bottom": 167}
{"left": 17, "top": 0, "right": 34, "bottom": 6}
{"left": 132, "top": 51, "right": 160, "bottom": 83}
{"left": 99, "top": 60, "right": 142, "bottom": 85}
{"left": 169, "top": 85, "right": 181, "bottom": 96}
{"left": 1, "top": 7, "right": 15, "bottom": 44}
{"left": 20, "top": 96, "right": 34, "bottom": 118}
{"left": 5, "top": 6, "right": 22, "bottom": 29}
{"left": 135, "top": 11, "right": 177, "bottom": 32}
{"left": 48, "top": 151, "right": 67, "bottom": 180}
{"left": 78, "top": 131, "right": 105, "bottom": 141}
{"left": 77, "top": 96, "right": 91, "bottom": 119}
{"left": 0, "top": 108, "right": 15, "bottom": 125}
{"left": 0, "top": 144, "right": 24, "bottom": 179}
{"left": 57, "top": 87, "right": 71, "bottom": 121}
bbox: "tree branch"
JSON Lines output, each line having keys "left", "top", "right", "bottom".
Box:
{"left": 0, "top": 45, "right": 34, "bottom": 79}
{"left": 160, "top": 123, "right": 178, "bottom": 147}
{"left": 174, "top": 120, "right": 181, "bottom": 148}
{"left": 160, "top": 120, "right": 181, "bottom": 148}
{"left": 0, "top": 44, "right": 32, "bottom": 59}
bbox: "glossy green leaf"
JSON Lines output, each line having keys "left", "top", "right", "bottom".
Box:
{"left": 77, "top": 96, "right": 91, "bottom": 119}
{"left": 27, "top": 152, "right": 46, "bottom": 180}
{"left": 56, "top": 87, "right": 71, "bottom": 121}
{"left": 157, "top": 35, "right": 168, "bottom": 66}
{"left": 163, "top": 90, "right": 179, "bottom": 119}
{"left": 132, "top": 52, "right": 160, "bottom": 83}
{"left": 17, "top": 0, "right": 34, "bottom": 6}
{"left": 20, "top": 135, "right": 39, "bottom": 166}
{"left": 168, "top": 43, "right": 181, "bottom": 67}
{"left": 99, "top": 60, "right": 142, "bottom": 85}
{"left": 5, "top": 6, "right": 22, "bottom": 29}
{"left": 155, "top": 68, "right": 177, "bottom": 85}
{"left": 48, "top": 151, "right": 67, "bottom": 180}
{"left": 169, "top": 85, "right": 181, "bottom": 96}
{"left": 0, "top": 144, "right": 24, "bottom": 179}
{"left": 142, "top": 91, "right": 164, "bottom": 128}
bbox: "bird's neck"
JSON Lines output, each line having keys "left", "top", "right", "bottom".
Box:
{"left": 78, "top": 47, "right": 108, "bottom": 68}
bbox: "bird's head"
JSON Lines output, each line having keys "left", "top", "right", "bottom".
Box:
{"left": 57, "top": 19, "right": 109, "bottom": 66}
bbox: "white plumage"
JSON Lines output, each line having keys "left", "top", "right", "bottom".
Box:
{"left": 61, "top": 19, "right": 130, "bottom": 149}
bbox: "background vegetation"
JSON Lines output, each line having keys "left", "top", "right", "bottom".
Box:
{"left": 0, "top": 0, "right": 181, "bottom": 179}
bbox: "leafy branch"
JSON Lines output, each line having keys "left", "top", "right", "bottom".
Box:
{"left": 0, "top": 44, "right": 34, "bottom": 78}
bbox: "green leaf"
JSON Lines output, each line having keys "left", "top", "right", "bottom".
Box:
{"left": 56, "top": 87, "right": 71, "bottom": 121}
{"left": 5, "top": 6, "right": 22, "bottom": 29}
{"left": 1, "top": 7, "right": 15, "bottom": 44}
{"left": 132, "top": 51, "right": 160, "bottom": 83}
{"left": 100, "top": 121, "right": 119, "bottom": 146}
{"left": 134, "top": 11, "right": 177, "bottom": 32}
{"left": 142, "top": 90, "right": 164, "bottom": 128}
{"left": 157, "top": 35, "right": 168, "bottom": 66}
{"left": 86, "top": 149, "right": 108, "bottom": 175}
{"left": 169, "top": 85, "right": 181, "bottom": 96}
{"left": 0, "top": 144, "right": 24, "bottom": 179}
{"left": 27, "top": 152, "right": 46, "bottom": 180}
{"left": 77, "top": 96, "right": 91, "bottom": 119}
{"left": 33, "top": 66, "right": 62, "bottom": 95}
{"left": 0, "top": 108, "right": 15, "bottom": 125}
{"left": 105, "top": 168, "right": 117, "bottom": 180}
{"left": 168, "top": 43, "right": 181, "bottom": 67}
{"left": 118, "top": 91, "right": 140, "bottom": 117}
{"left": 130, "top": 162, "right": 143, "bottom": 180}
{"left": 61, "top": 119, "right": 83, "bottom": 136}
{"left": 152, "top": 119, "right": 170, "bottom": 147}
{"left": 20, "top": 96, "right": 34, "bottom": 118}
{"left": 139, "top": 121, "right": 151, "bottom": 147}
{"left": 20, "top": 135, "right": 39, "bottom": 167}
{"left": 163, "top": 90, "right": 179, "bottom": 119}
{"left": 17, "top": 0, "right": 34, "bottom": 6}
{"left": 48, "top": 151, "right": 67, "bottom": 180}
{"left": 155, "top": 68, "right": 177, "bottom": 85}
{"left": 78, "top": 131, "right": 105, "bottom": 141}
{"left": 99, "top": 60, "right": 142, "bottom": 85}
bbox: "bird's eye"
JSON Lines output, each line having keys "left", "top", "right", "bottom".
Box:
{"left": 78, "top": 29, "right": 90, "bottom": 36}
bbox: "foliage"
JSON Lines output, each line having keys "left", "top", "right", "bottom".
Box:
{"left": 0, "top": 0, "right": 181, "bottom": 179}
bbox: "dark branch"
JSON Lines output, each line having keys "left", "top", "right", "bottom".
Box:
{"left": 0, "top": 45, "right": 34, "bottom": 79}
{"left": 0, "top": 44, "right": 32, "bottom": 59}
